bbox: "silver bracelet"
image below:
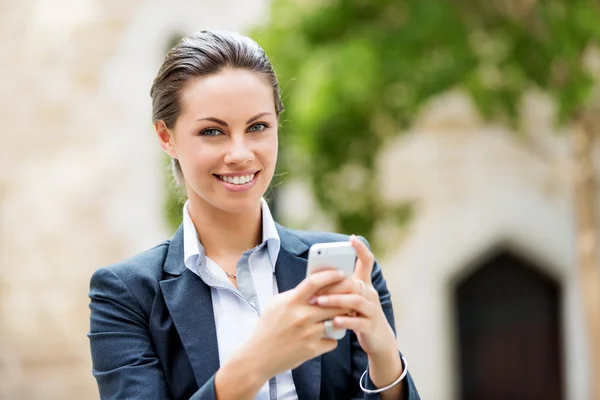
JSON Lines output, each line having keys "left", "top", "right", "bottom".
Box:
{"left": 359, "top": 355, "right": 408, "bottom": 394}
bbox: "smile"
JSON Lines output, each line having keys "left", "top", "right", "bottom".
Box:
{"left": 213, "top": 171, "right": 260, "bottom": 192}
{"left": 216, "top": 173, "right": 256, "bottom": 185}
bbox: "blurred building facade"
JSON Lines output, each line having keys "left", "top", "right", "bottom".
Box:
{"left": 0, "top": 1, "right": 598, "bottom": 399}
{"left": 0, "top": 0, "right": 270, "bottom": 398}
{"left": 279, "top": 89, "right": 599, "bottom": 400}
{"left": 370, "top": 91, "right": 597, "bottom": 400}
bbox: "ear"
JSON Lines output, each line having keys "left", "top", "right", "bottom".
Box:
{"left": 155, "top": 121, "right": 178, "bottom": 159}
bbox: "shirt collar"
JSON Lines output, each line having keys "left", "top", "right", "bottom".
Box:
{"left": 260, "top": 197, "right": 280, "bottom": 269}
{"left": 183, "top": 202, "right": 205, "bottom": 274}
{"left": 182, "top": 198, "right": 280, "bottom": 273}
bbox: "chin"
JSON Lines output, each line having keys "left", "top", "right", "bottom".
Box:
{"left": 196, "top": 188, "right": 265, "bottom": 215}
{"left": 187, "top": 174, "right": 271, "bottom": 215}
{"left": 214, "top": 195, "right": 262, "bottom": 214}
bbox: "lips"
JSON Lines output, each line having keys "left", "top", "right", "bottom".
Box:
{"left": 215, "top": 172, "right": 256, "bottom": 185}
{"left": 213, "top": 171, "right": 260, "bottom": 192}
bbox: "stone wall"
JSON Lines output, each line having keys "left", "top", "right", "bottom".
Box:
{"left": 0, "top": 2, "right": 152, "bottom": 397}
{"left": 0, "top": 0, "right": 270, "bottom": 398}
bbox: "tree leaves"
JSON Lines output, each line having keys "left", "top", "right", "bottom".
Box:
{"left": 253, "top": 0, "right": 600, "bottom": 246}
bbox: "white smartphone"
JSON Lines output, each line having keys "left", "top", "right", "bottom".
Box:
{"left": 306, "top": 241, "right": 356, "bottom": 339}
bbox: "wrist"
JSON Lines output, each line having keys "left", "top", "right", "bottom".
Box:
{"left": 368, "top": 323, "right": 398, "bottom": 359}
{"left": 361, "top": 355, "right": 408, "bottom": 396}
{"left": 240, "top": 337, "right": 274, "bottom": 383}
{"left": 368, "top": 349, "right": 403, "bottom": 391}
{"left": 367, "top": 329, "right": 403, "bottom": 389}
{"left": 215, "top": 346, "right": 269, "bottom": 400}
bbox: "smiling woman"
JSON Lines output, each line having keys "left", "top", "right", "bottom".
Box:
{"left": 87, "top": 30, "right": 420, "bottom": 400}
{"left": 155, "top": 66, "right": 278, "bottom": 215}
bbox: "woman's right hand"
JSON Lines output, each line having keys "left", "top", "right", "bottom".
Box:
{"left": 243, "top": 269, "right": 350, "bottom": 381}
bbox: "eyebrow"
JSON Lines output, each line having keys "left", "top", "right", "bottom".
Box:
{"left": 196, "top": 112, "right": 273, "bottom": 127}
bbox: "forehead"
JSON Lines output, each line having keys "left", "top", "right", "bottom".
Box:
{"left": 179, "top": 68, "right": 275, "bottom": 118}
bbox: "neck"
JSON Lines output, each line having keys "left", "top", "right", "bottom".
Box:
{"left": 187, "top": 197, "right": 263, "bottom": 258}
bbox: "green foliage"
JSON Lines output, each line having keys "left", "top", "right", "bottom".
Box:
{"left": 457, "top": 0, "right": 600, "bottom": 123}
{"left": 164, "top": 155, "right": 186, "bottom": 233}
{"left": 252, "top": 0, "right": 600, "bottom": 245}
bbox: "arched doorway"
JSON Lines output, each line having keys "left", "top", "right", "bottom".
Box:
{"left": 454, "top": 251, "right": 563, "bottom": 400}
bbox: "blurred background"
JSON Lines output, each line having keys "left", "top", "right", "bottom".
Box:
{"left": 1, "top": 0, "right": 599, "bottom": 399}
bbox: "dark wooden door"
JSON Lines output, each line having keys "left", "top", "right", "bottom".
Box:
{"left": 455, "top": 252, "right": 563, "bottom": 400}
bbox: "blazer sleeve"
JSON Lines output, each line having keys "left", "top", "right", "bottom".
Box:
{"left": 88, "top": 267, "right": 217, "bottom": 400}
{"left": 350, "top": 238, "right": 421, "bottom": 400}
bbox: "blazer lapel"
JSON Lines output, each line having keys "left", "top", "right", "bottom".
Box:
{"left": 159, "top": 226, "right": 220, "bottom": 388}
{"left": 276, "top": 225, "right": 322, "bottom": 400}
{"left": 158, "top": 224, "right": 322, "bottom": 398}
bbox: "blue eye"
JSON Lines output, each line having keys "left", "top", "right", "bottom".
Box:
{"left": 248, "top": 123, "right": 268, "bottom": 133}
{"left": 200, "top": 128, "right": 223, "bottom": 137}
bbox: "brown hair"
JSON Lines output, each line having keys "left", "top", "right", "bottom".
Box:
{"left": 150, "top": 30, "right": 284, "bottom": 185}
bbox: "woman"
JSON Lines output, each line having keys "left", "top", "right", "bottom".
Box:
{"left": 88, "top": 30, "right": 419, "bottom": 400}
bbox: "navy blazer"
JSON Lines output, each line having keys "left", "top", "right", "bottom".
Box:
{"left": 88, "top": 223, "right": 420, "bottom": 399}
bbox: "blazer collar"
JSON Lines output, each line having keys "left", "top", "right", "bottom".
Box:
{"left": 275, "top": 222, "right": 309, "bottom": 257}
{"left": 164, "top": 224, "right": 186, "bottom": 276}
{"left": 161, "top": 223, "right": 320, "bottom": 399}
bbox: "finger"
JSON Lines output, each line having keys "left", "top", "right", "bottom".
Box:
{"left": 315, "top": 277, "right": 355, "bottom": 297}
{"left": 306, "top": 325, "right": 339, "bottom": 354}
{"left": 350, "top": 235, "right": 375, "bottom": 284}
{"left": 312, "top": 281, "right": 378, "bottom": 304}
{"left": 332, "top": 315, "right": 370, "bottom": 333}
{"left": 315, "top": 294, "right": 372, "bottom": 317}
{"left": 308, "top": 306, "right": 353, "bottom": 323}
{"left": 315, "top": 337, "right": 338, "bottom": 355}
{"left": 307, "top": 321, "right": 329, "bottom": 338}
{"left": 354, "top": 279, "right": 366, "bottom": 296}
{"left": 295, "top": 269, "right": 346, "bottom": 301}
{"left": 354, "top": 279, "right": 380, "bottom": 300}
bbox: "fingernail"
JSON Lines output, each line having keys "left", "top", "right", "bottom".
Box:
{"left": 338, "top": 270, "right": 346, "bottom": 277}
{"left": 317, "top": 296, "right": 328, "bottom": 305}
{"left": 349, "top": 234, "right": 356, "bottom": 242}
{"left": 309, "top": 296, "right": 317, "bottom": 305}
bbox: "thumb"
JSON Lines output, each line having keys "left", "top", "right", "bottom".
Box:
{"left": 350, "top": 235, "right": 374, "bottom": 285}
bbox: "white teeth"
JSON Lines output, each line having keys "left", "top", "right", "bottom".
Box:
{"left": 219, "top": 173, "right": 256, "bottom": 185}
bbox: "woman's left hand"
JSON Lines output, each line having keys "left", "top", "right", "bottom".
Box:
{"left": 315, "top": 235, "right": 397, "bottom": 358}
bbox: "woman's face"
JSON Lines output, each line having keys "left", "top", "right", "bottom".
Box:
{"left": 157, "top": 68, "right": 278, "bottom": 215}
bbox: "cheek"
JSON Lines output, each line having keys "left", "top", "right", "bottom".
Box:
{"left": 261, "top": 134, "right": 279, "bottom": 167}
{"left": 176, "top": 141, "right": 216, "bottom": 176}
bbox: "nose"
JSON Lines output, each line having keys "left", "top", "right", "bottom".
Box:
{"left": 223, "top": 134, "right": 254, "bottom": 165}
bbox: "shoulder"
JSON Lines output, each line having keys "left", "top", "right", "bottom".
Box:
{"left": 90, "top": 241, "right": 170, "bottom": 298}
{"left": 98, "top": 241, "right": 169, "bottom": 279}
{"left": 277, "top": 223, "right": 372, "bottom": 250}
{"left": 278, "top": 225, "right": 351, "bottom": 246}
